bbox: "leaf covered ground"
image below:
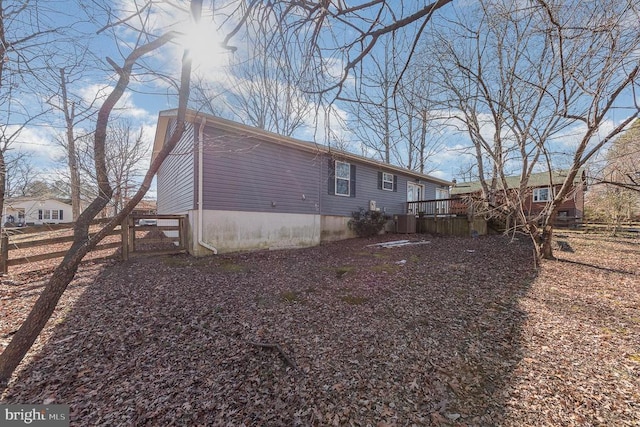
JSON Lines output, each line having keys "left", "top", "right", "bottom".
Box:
{"left": 1, "top": 232, "right": 639, "bottom": 426}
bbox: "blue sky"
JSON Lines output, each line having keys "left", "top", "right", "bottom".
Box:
{"left": 7, "top": 0, "right": 473, "bottom": 195}
{"left": 6, "top": 0, "right": 639, "bottom": 198}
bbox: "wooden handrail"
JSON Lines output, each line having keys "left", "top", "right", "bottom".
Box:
{"left": 407, "top": 198, "right": 469, "bottom": 216}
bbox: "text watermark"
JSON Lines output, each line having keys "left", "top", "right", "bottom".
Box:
{"left": 1, "top": 405, "right": 69, "bottom": 426}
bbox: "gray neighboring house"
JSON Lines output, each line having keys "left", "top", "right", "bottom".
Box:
{"left": 153, "top": 109, "right": 452, "bottom": 255}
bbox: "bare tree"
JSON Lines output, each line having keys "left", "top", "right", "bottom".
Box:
{"left": 222, "top": 8, "right": 314, "bottom": 137}
{"left": 74, "top": 121, "right": 150, "bottom": 215}
{"left": 0, "top": 0, "right": 64, "bottom": 233}
{"left": 593, "top": 119, "right": 640, "bottom": 193}
{"left": 587, "top": 119, "right": 640, "bottom": 231}
{"left": 219, "top": 1, "right": 454, "bottom": 100}
{"left": 394, "top": 63, "right": 447, "bottom": 174}
{"left": 428, "top": 0, "right": 640, "bottom": 259}
{"left": 341, "top": 37, "right": 445, "bottom": 172}
{"left": 587, "top": 186, "right": 638, "bottom": 234}
{"left": 47, "top": 52, "right": 103, "bottom": 220}
{"left": 4, "top": 152, "right": 39, "bottom": 198}
{"left": 346, "top": 39, "right": 400, "bottom": 164}
{"left": 0, "top": 0, "right": 202, "bottom": 386}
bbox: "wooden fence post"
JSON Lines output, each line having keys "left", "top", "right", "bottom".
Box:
{"left": 121, "top": 217, "right": 129, "bottom": 261}
{"left": 1, "top": 232, "right": 8, "bottom": 274}
{"left": 128, "top": 216, "right": 135, "bottom": 253}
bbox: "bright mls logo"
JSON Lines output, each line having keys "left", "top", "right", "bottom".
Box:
{"left": 1, "top": 405, "right": 69, "bottom": 426}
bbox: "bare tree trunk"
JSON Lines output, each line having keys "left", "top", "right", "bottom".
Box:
{"left": 534, "top": 207, "right": 558, "bottom": 260}
{"left": 0, "top": 0, "right": 201, "bottom": 386}
{"left": 0, "top": 5, "right": 7, "bottom": 232}
{"left": 60, "top": 68, "right": 82, "bottom": 220}
{"left": 420, "top": 109, "right": 427, "bottom": 174}
{"left": 0, "top": 151, "right": 5, "bottom": 226}
{"left": 538, "top": 223, "right": 554, "bottom": 260}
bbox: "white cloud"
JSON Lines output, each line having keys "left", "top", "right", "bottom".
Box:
{"left": 75, "top": 82, "right": 155, "bottom": 123}
{"left": 114, "top": 91, "right": 155, "bottom": 121}
{"left": 136, "top": 122, "right": 158, "bottom": 173}
{"left": 549, "top": 119, "right": 619, "bottom": 151}
{"left": 299, "top": 101, "right": 352, "bottom": 150}
{"left": 77, "top": 83, "right": 110, "bottom": 106}
{"left": 7, "top": 125, "right": 65, "bottom": 168}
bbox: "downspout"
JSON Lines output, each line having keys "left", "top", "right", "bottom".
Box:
{"left": 198, "top": 117, "right": 218, "bottom": 254}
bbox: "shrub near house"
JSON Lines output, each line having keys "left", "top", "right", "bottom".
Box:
{"left": 349, "top": 210, "right": 390, "bottom": 237}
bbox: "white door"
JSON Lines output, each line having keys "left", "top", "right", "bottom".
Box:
{"left": 435, "top": 187, "right": 449, "bottom": 214}
{"left": 407, "top": 182, "right": 423, "bottom": 214}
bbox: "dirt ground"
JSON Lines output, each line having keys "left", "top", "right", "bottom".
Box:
{"left": 1, "top": 232, "right": 639, "bottom": 426}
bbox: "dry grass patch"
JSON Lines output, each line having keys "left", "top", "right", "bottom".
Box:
{"left": 280, "top": 290, "right": 304, "bottom": 303}
{"left": 339, "top": 294, "right": 368, "bottom": 305}
{"left": 334, "top": 265, "right": 354, "bottom": 278}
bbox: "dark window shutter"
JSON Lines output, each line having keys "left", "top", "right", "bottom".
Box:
{"left": 378, "top": 172, "right": 382, "bottom": 189}
{"left": 328, "top": 158, "right": 335, "bottom": 195}
{"left": 350, "top": 164, "right": 356, "bottom": 198}
{"left": 393, "top": 175, "right": 398, "bottom": 192}
{"left": 38, "top": 210, "right": 43, "bottom": 220}
{"left": 59, "top": 210, "right": 64, "bottom": 220}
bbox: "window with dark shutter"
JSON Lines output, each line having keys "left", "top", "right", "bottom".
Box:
{"left": 335, "top": 160, "right": 351, "bottom": 196}
{"left": 329, "top": 159, "right": 356, "bottom": 197}
{"left": 328, "top": 158, "right": 335, "bottom": 195}
{"left": 350, "top": 164, "right": 356, "bottom": 198}
{"left": 381, "top": 172, "right": 394, "bottom": 191}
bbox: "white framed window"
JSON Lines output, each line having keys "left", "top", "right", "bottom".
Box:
{"left": 382, "top": 172, "right": 394, "bottom": 191}
{"left": 38, "top": 209, "right": 64, "bottom": 221}
{"left": 335, "top": 161, "right": 351, "bottom": 196}
{"left": 533, "top": 187, "right": 551, "bottom": 202}
{"left": 436, "top": 187, "right": 449, "bottom": 199}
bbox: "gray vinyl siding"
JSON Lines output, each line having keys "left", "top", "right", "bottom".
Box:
{"left": 201, "top": 128, "right": 321, "bottom": 214}
{"left": 321, "top": 154, "right": 440, "bottom": 216}
{"left": 156, "top": 120, "right": 196, "bottom": 214}
{"left": 421, "top": 182, "right": 438, "bottom": 200}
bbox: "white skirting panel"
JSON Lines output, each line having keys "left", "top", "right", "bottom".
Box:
{"left": 192, "top": 210, "right": 322, "bottom": 255}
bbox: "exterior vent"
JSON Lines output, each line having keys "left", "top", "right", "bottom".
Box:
{"left": 396, "top": 214, "right": 416, "bottom": 234}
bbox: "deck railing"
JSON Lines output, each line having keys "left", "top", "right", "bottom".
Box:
{"left": 407, "top": 198, "right": 469, "bottom": 217}
{"left": 407, "top": 198, "right": 588, "bottom": 231}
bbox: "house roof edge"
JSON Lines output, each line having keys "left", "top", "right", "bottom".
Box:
{"left": 153, "top": 109, "right": 453, "bottom": 186}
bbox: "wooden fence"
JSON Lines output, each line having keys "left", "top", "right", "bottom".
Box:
{"left": 0, "top": 214, "right": 187, "bottom": 274}
{"left": 577, "top": 222, "right": 640, "bottom": 234}
{"left": 121, "top": 214, "right": 187, "bottom": 260}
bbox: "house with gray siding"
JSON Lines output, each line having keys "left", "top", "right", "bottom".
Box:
{"left": 152, "top": 109, "right": 452, "bottom": 255}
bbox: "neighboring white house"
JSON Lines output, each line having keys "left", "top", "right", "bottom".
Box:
{"left": 3, "top": 197, "right": 73, "bottom": 226}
